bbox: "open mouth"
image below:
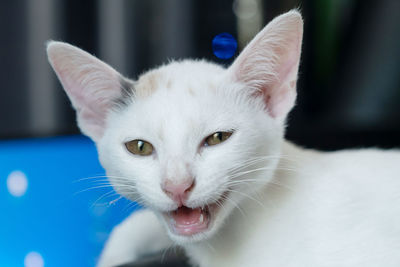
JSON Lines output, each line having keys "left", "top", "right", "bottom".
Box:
{"left": 163, "top": 199, "right": 224, "bottom": 236}
{"left": 164, "top": 205, "right": 212, "bottom": 236}
{"left": 162, "top": 192, "right": 229, "bottom": 237}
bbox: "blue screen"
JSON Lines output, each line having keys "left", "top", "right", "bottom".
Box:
{"left": 0, "top": 135, "right": 138, "bottom": 266}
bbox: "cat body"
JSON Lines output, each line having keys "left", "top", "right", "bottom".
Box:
{"left": 99, "top": 142, "right": 400, "bottom": 267}
{"left": 47, "top": 10, "right": 400, "bottom": 267}
{"left": 186, "top": 143, "right": 400, "bottom": 267}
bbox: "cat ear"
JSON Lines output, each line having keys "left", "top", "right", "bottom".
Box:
{"left": 228, "top": 10, "right": 303, "bottom": 120}
{"left": 47, "top": 41, "right": 128, "bottom": 141}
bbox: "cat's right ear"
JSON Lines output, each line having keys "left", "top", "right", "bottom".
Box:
{"left": 227, "top": 10, "right": 303, "bottom": 122}
{"left": 47, "top": 41, "right": 130, "bottom": 142}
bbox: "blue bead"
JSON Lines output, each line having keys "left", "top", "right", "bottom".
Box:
{"left": 212, "top": 33, "right": 238, "bottom": 59}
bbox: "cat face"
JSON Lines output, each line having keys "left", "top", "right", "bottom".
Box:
{"left": 47, "top": 10, "right": 303, "bottom": 244}
{"left": 98, "top": 61, "right": 284, "bottom": 242}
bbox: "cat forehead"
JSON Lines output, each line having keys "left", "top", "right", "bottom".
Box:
{"left": 134, "top": 60, "right": 226, "bottom": 98}
{"left": 108, "top": 61, "right": 247, "bottom": 140}
{"left": 107, "top": 59, "right": 256, "bottom": 140}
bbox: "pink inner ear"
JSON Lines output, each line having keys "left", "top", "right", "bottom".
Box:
{"left": 268, "top": 84, "right": 297, "bottom": 118}
{"left": 47, "top": 42, "right": 123, "bottom": 141}
{"left": 267, "top": 48, "right": 301, "bottom": 118}
{"left": 229, "top": 11, "right": 303, "bottom": 120}
{"left": 57, "top": 64, "right": 121, "bottom": 140}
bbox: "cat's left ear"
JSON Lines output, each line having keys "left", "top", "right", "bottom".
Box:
{"left": 47, "top": 41, "right": 129, "bottom": 142}
{"left": 227, "top": 10, "right": 303, "bottom": 121}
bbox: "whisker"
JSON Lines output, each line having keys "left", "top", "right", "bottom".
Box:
{"left": 108, "top": 195, "right": 124, "bottom": 206}
{"left": 220, "top": 194, "right": 246, "bottom": 218}
{"left": 90, "top": 190, "right": 120, "bottom": 208}
{"left": 224, "top": 188, "right": 265, "bottom": 208}
{"left": 73, "top": 174, "right": 133, "bottom": 183}
{"left": 73, "top": 184, "right": 116, "bottom": 197}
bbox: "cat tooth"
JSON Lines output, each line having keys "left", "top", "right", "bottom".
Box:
{"left": 199, "top": 213, "right": 204, "bottom": 223}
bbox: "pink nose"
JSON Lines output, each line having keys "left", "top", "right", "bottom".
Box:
{"left": 162, "top": 178, "right": 194, "bottom": 205}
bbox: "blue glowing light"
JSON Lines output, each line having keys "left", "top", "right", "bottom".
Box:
{"left": 212, "top": 33, "right": 238, "bottom": 59}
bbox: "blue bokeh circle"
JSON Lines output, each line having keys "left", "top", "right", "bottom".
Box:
{"left": 212, "top": 33, "right": 238, "bottom": 59}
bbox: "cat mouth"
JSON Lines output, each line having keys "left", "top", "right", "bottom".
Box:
{"left": 163, "top": 199, "right": 224, "bottom": 236}
{"left": 164, "top": 205, "right": 212, "bottom": 236}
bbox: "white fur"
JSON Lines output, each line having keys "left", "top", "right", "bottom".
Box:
{"left": 47, "top": 10, "right": 400, "bottom": 267}
{"left": 47, "top": 42, "right": 124, "bottom": 141}
{"left": 184, "top": 143, "right": 400, "bottom": 266}
{"left": 97, "top": 210, "right": 171, "bottom": 266}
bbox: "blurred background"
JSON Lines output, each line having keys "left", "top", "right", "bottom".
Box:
{"left": 1, "top": 0, "right": 399, "bottom": 266}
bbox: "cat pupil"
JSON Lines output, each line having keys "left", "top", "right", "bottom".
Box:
{"left": 138, "top": 141, "right": 144, "bottom": 151}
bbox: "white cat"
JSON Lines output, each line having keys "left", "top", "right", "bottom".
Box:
{"left": 47, "top": 10, "right": 400, "bottom": 267}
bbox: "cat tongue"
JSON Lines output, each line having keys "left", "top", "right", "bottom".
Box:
{"left": 170, "top": 206, "right": 209, "bottom": 235}
{"left": 172, "top": 206, "right": 202, "bottom": 225}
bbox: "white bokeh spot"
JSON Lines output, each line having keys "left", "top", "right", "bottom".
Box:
{"left": 232, "top": 0, "right": 259, "bottom": 20}
{"left": 6, "top": 170, "right": 28, "bottom": 197}
{"left": 24, "top": 251, "right": 44, "bottom": 267}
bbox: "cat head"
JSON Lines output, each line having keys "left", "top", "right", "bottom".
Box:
{"left": 47, "top": 10, "right": 302, "bottom": 244}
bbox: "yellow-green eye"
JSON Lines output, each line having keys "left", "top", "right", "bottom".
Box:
{"left": 205, "top": 131, "right": 233, "bottom": 146}
{"left": 125, "top": 140, "right": 153, "bottom": 156}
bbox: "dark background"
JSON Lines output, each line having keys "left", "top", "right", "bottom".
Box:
{"left": 1, "top": 0, "right": 400, "bottom": 150}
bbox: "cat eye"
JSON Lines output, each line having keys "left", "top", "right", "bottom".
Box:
{"left": 205, "top": 132, "right": 233, "bottom": 146}
{"left": 125, "top": 140, "right": 154, "bottom": 156}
